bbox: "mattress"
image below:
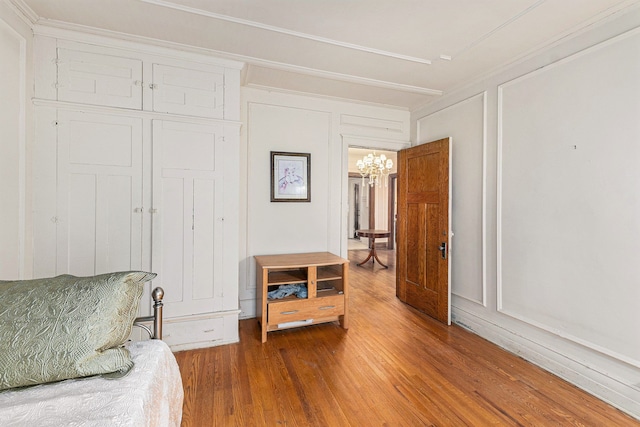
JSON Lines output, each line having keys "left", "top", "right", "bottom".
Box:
{"left": 0, "top": 339, "right": 183, "bottom": 426}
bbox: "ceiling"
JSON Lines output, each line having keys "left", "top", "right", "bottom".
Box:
{"left": 13, "top": 0, "right": 640, "bottom": 110}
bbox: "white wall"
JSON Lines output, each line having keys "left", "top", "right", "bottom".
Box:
{"left": 239, "top": 88, "right": 410, "bottom": 318}
{"left": 412, "top": 6, "right": 640, "bottom": 419}
{"left": 0, "top": 2, "right": 33, "bottom": 280}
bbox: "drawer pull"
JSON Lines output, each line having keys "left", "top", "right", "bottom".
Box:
{"left": 280, "top": 310, "right": 299, "bottom": 315}
{"left": 319, "top": 305, "right": 336, "bottom": 310}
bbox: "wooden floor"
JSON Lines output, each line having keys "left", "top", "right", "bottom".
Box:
{"left": 175, "top": 249, "right": 639, "bottom": 426}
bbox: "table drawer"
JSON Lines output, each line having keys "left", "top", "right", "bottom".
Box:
{"left": 268, "top": 295, "right": 344, "bottom": 325}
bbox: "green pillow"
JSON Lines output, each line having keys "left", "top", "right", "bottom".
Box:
{"left": 0, "top": 271, "right": 156, "bottom": 390}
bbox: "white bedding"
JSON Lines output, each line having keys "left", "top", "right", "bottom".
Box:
{"left": 0, "top": 340, "right": 183, "bottom": 427}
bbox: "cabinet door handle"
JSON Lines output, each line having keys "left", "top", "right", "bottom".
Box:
{"left": 319, "top": 306, "right": 335, "bottom": 310}
{"left": 280, "top": 310, "right": 298, "bottom": 315}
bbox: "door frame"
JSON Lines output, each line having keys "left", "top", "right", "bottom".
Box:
{"left": 348, "top": 172, "right": 373, "bottom": 237}
{"left": 387, "top": 173, "right": 397, "bottom": 250}
{"left": 340, "top": 136, "right": 411, "bottom": 258}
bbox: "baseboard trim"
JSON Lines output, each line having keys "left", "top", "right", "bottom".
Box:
{"left": 164, "top": 310, "right": 240, "bottom": 352}
{"left": 452, "top": 307, "right": 640, "bottom": 421}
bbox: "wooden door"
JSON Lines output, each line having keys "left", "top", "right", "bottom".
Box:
{"left": 396, "top": 138, "right": 451, "bottom": 324}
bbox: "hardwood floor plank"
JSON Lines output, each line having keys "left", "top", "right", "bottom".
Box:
{"left": 175, "top": 249, "right": 639, "bottom": 426}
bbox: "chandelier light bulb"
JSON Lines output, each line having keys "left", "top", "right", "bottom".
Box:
{"left": 356, "top": 151, "right": 393, "bottom": 188}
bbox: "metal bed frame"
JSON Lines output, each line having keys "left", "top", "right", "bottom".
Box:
{"left": 133, "top": 287, "right": 164, "bottom": 340}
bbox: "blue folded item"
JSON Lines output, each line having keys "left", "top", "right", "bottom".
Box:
{"left": 267, "top": 284, "right": 308, "bottom": 299}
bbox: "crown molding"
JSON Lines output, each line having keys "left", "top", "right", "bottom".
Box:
{"left": 5, "top": 0, "right": 38, "bottom": 25}
{"left": 33, "top": 21, "right": 246, "bottom": 69}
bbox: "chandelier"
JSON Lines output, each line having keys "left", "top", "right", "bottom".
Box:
{"left": 356, "top": 151, "right": 393, "bottom": 187}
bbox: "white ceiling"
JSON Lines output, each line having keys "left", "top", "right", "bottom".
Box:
{"left": 13, "top": 0, "right": 640, "bottom": 110}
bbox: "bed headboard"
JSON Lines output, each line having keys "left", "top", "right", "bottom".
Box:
{"left": 133, "top": 287, "right": 164, "bottom": 339}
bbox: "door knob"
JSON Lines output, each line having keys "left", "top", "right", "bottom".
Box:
{"left": 438, "top": 242, "right": 447, "bottom": 260}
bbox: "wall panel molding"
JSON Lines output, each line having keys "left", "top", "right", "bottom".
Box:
{"left": 497, "top": 26, "right": 640, "bottom": 368}
{"left": 340, "top": 114, "right": 404, "bottom": 133}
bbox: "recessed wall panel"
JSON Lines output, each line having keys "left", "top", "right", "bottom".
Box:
{"left": 498, "top": 30, "right": 640, "bottom": 366}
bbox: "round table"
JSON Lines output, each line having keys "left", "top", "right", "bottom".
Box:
{"left": 356, "top": 229, "right": 390, "bottom": 268}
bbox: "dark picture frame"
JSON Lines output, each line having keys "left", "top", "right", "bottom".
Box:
{"left": 270, "top": 151, "right": 311, "bottom": 202}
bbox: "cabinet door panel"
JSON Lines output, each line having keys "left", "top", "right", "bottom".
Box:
{"left": 66, "top": 174, "right": 97, "bottom": 276}
{"left": 103, "top": 175, "right": 139, "bottom": 272}
{"left": 152, "top": 120, "right": 224, "bottom": 318}
{"left": 152, "top": 64, "right": 224, "bottom": 118}
{"left": 57, "top": 48, "right": 143, "bottom": 109}
{"left": 57, "top": 111, "right": 144, "bottom": 276}
{"left": 193, "top": 178, "right": 216, "bottom": 300}
{"left": 156, "top": 177, "right": 185, "bottom": 304}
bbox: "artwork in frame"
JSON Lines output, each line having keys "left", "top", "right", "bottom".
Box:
{"left": 270, "top": 151, "right": 311, "bottom": 202}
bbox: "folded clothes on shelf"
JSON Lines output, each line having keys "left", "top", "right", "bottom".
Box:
{"left": 267, "top": 283, "right": 308, "bottom": 299}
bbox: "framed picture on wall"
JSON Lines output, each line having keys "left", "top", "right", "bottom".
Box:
{"left": 270, "top": 151, "right": 311, "bottom": 202}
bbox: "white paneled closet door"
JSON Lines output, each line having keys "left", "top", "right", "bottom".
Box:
{"left": 152, "top": 64, "right": 224, "bottom": 118}
{"left": 151, "top": 120, "right": 224, "bottom": 318}
{"left": 56, "top": 111, "right": 144, "bottom": 276}
{"left": 57, "top": 48, "right": 143, "bottom": 110}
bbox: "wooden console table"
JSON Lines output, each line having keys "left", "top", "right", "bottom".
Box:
{"left": 356, "top": 229, "right": 390, "bottom": 268}
{"left": 255, "top": 252, "right": 349, "bottom": 342}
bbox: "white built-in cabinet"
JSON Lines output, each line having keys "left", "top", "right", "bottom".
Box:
{"left": 54, "top": 44, "right": 226, "bottom": 117}
{"left": 33, "top": 33, "right": 242, "bottom": 351}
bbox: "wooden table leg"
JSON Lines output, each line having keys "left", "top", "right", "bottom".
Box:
{"left": 357, "top": 246, "right": 374, "bottom": 266}
{"left": 357, "top": 237, "right": 388, "bottom": 268}
{"left": 371, "top": 244, "right": 388, "bottom": 268}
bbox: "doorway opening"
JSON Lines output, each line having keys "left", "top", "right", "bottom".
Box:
{"left": 347, "top": 148, "right": 398, "bottom": 258}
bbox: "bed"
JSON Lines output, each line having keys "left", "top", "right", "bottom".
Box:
{"left": 0, "top": 272, "right": 184, "bottom": 426}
